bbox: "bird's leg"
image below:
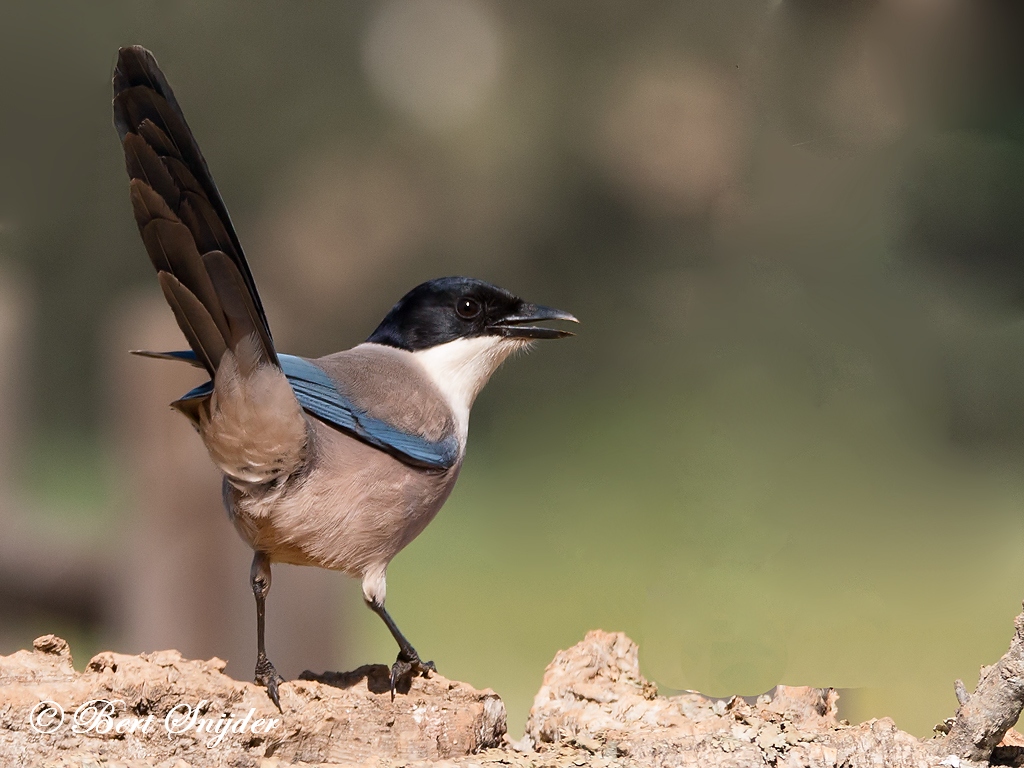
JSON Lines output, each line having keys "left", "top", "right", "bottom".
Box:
{"left": 368, "top": 600, "right": 436, "bottom": 700}
{"left": 251, "top": 551, "right": 285, "bottom": 710}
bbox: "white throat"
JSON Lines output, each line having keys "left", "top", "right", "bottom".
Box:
{"left": 414, "top": 336, "right": 527, "bottom": 441}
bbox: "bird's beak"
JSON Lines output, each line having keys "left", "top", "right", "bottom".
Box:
{"left": 488, "top": 303, "right": 579, "bottom": 339}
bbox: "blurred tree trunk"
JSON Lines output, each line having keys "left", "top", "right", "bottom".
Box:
{"left": 108, "top": 293, "right": 345, "bottom": 681}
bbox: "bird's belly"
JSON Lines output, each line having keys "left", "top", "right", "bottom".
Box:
{"left": 226, "top": 426, "right": 462, "bottom": 577}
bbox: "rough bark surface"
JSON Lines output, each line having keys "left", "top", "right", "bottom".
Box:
{"left": 944, "top": 606, "right": 1024, "bottom": 763}
{"left": 0, "top": 635, "right": 505, "bottom": 767}
{"left": 523, "top": 630, "right": 946, "bottom": 768}
{"left": 4, "top": 627, "right": 1024, "bottom": 767}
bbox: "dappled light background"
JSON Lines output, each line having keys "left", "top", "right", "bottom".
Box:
{"left": 3, "top": 0, "right": 1024, "bottom": 736}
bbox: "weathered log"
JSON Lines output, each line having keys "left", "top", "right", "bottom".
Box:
{"left": 524, "top": 630, "right": 949, "bottom": 768}
{"left": 7, "top": 624, "right": 1024, "bottom": 767}
{"left": 0, "top": 635, "right": 505, "bottom": 767}
{"left": 942, "top": 604, "right": 1024, "bottom": 763}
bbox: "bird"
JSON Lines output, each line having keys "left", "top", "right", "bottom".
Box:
{"left": 111, "top": 45, "right": 577, "bottom": 709}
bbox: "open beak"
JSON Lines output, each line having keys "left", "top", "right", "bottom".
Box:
{"left": 488, "top": 303, "right": 579, "bottom": 340}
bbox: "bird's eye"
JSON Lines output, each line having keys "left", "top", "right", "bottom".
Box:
{"left": 455, "top": 296, "right": 482, "bottom": 319}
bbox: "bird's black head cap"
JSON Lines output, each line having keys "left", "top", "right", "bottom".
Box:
{"left": 367, "top": 277, "right": 577, "bottom": 351}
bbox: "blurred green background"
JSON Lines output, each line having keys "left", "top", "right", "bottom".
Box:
{"left": 3, "top": 0, "right": 1024, "bottom": 738}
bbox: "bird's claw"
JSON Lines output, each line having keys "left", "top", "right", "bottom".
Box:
{"left": 390, "top": 651, "right": 436, "bottom": 701}
{"left": 255, "top": 654, "right": 286, "bottom": 711}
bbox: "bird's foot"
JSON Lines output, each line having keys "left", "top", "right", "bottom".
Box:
{"left": 390, "top": 649, "right": 435, "bottom": 701}
{"left": 255, "top": 654, "right": 286, "bottom": 711}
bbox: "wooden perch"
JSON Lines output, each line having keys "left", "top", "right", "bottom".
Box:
{"left": 942, "top": 603, "right": 1024, "bottom": 763}
{"left": 525, "top": 630, "right": 929, "bottom": 768}
{"left": 7, "top": 617, "right": 1024, "bottom": 767}
{"left": 0, "top": 635, "right": 505, "bottom": 767}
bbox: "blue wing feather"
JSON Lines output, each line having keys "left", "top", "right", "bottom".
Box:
{"left": 172, "top": 351, "right": 458, "bottom": 471}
